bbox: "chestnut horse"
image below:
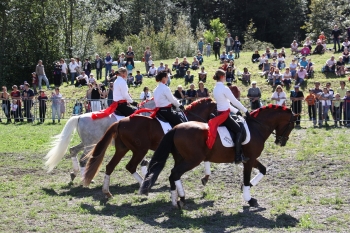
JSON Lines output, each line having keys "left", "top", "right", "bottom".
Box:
{"left": 83, "top": 98, "right": 217, "bottom": 197}
{"left": 140, "top": 105, "right": 298, "bottom": 209}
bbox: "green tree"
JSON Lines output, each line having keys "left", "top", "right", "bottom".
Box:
{"left": 203, "top": 18, "right": 227, "bottom": 45}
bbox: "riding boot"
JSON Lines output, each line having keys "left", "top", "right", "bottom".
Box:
{"left": 234, "top": 132, "right": 249, "bottom": 164}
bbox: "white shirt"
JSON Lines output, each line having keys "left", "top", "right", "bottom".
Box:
{"left": 271, "top": 91, "right": 286, "bottom": 105}
{"left": 140, "top": 91, "right": 152, "bottom": 100}
{"left": 157, "top": 66, "right": 165, "bottom": 73}
{"left": 283, "top": 72, "right": 292, "bottom": 80}
{"left": 61, "top": 63, "right": 67, "bottom": 74}
{"left": 277, "top": 57, "right": 285, "bottom": 62}
{"left": 148, "top": 60, "right": 153, "bottom": 66}
{"left": 69, "top": 62, "right": 78, "bottom": 73}
{"left": 153, "top": 82, "right": 180, "bottom": 108}
{"left": 89, "top": 77, "right": 96, "bottom": 83}
{"left": 342, "top": 41, "right": 350, "bottom": 47}
{"left": 77, "top": 74, "right": 89, "bottom": 84}
{"left": 113, "top": 76, "right": 133, "bottom": 103}
{"left": 148, "top": 67, "right": 157, "bottom": 75}
{"left": 326, "top": 59, "right": 335, "bottom": 66}
{"left": 213, "top": 82, "right": 247, "bottom": 113}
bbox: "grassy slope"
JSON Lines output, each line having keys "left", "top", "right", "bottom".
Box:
{"left": 0, "top": 47, "right": 350, "bottom": 232}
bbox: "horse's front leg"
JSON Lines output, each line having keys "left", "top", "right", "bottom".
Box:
{"left": 242, "top": 160, "right": 259, "bottom": 207}
{"left": 201, "top": 161, "right": 211, "bottom": 186}
{"left": 250, "top": 160, "right": 266, "bottom": 186}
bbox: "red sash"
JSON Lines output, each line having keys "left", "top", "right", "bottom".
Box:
{"left": 130, "top": 104, "right": 172, "bottom": 119}
{"left": 206, "top": 109, "right": 230, "bottom": 149}
{"left": 91, "top": 100, "right": 127, "bottom": 120}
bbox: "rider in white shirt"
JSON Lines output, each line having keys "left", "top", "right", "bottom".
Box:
{"left": 113, "top": 67, "right": 136, "bottom": 116}
{"left": 212, "top": 69, "right": 250, "bottom": 164}
{"left": 153, "top": 71, "right": 184, "bottom": 126}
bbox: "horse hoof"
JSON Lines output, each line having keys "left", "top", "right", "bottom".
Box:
{"left": 104, "top": 192, "right": 113, "bottom": 199}
{"left": 91, "top": 180, "right": 95, "bottom": 184}
{"left": 177, "top": 200, "right": 185, "bottom": 210}
{"left": 201, "top": 177, "right": 208, "bottom": 186}
{"left": 70, "top": 172, "right": 76, "bottom": 181}
{"left": 248, "top": 198, "right": 259, "bottom": 207}
{"left": 139, "top": 188, "right": 149, "bottom": 196}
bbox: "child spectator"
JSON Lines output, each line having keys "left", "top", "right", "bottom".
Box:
{"left": 226, "top": 66, "right": 235, "bottom": 83}
{"left": 289, "top": 59, "right": 298, "bottom": 78}
{"left": 272, "top": 68, "right": 282, "bottom": 86}
{"left": 282, "top": 68, "right": 292, "bottom": 87}
{"left": 220, "top": 51, "right": 227, "bottom": 63}
{"left": 319, "top": 31, "right": 326, "bottom": 42}
{"left": 31, "top": 72, "right": 38, "bottom": 94}
{"left": 305, "top": 89, "right": 317, "bottom": 125}
{"left": 277, "top": 53, "right": 285, "bottom": 70}
{"left": 127, "top": 73, "right": 134, "bottom": 88}
{"left": 332, "top": 93, "right": 343, "bottom": 127}
{"left": 126, "top": 61, "right": 133, "bottom": 74}
{"left": 140, "top": 86, "right": 152, "bottom": 100}
{"left": 37, "top": 90, "right": 48, "bottom": 123}
{"left": 10, "top": 99, "right": 18, "bottom": 123}
{"left": 118, "top": 53, "right": 125, "bottom": 68}
{"left": 134, "top": 71, "right": 143, "bottom": 86}
{"left": 184, "top": 70, "right": 194, "bottom": 86}
{"left": 291, "top": 40, "right": 299, "bottom": 54}
{"left": 306, "top": 58, "right": 314, "bottom": 77}
{"left": 240, "top": 67, "right": 251, "bottom": 84}
{"left": 319, "top": 87, "right": 333, "bottom": 126}
{"left": 196, "top": 53, "right": 203, "bottom": 65}
{"left": 198, "top": 67, "right": 207, "bottom": 83}
{"left": 300, "top": 44, "right": 311, "bottom": 56}
{"left": 60, "top": 98, "right": 66, "bottom": 119}
{"left": 206, "top": 43, "right": 211, "bottom": 57}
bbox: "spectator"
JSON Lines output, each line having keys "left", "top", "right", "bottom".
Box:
{"left": 10, "top": 85, "right": 23, "bottom": 122}
{"left": 282, "top": 68, "right": 292, "bottom": 87}
{"left": 10, "top": 99, "right": 18, "bottom": 123}
{"left": 31, "top": 72, "right": 38, "bottom": 94}
{"left": 104, "top": 52, "right": 113, "bottom": 81}
{"left": 88, "top": 74, "right": 96, "bottom": 84}
{"left": 127, "top": 73, "right": 134, "bottom": 88}
{"left": 174, "top": 85, "right": 186, "bottom": 105}
{"left": 172, "top": 57, "right": 179, "bottom": 71}
{"left": 240, "top": 67, "right": 251, "bottom": 84}
{"left": 126, "top": 61, "right": 134, "bottom": 74}
{"left": 206, "top": 43, "right": 211, "bottom": 57}
{"left": 213, "top": 37, "right": 221, "bottom": 60}
{"left": 148, "top": 64, "right": 157, "bottom": 77}
{"left": 224, "top": 33, "right": 234, "bottom": 53}
{"left": 220, "top": 51, "right": 227, "bottom": 63}
{"left": 324, "top": 56, "right": 336, "bottom": 73}
{"left": 343, "top": 48, "right": 350, "bottom": 64}
{"left": 35, "top": 60, "right": 50, "bottom": 90}
{"left": 108, "top": 69, "right": 117, "bottom": 83}
{"left": 134, "top": 71, "right": 143, "bottom": 86}
{"left": 227, "top": 82, "right": 240, "bottom": 100}
{"left": 233, "top": 36, "right": 241, "bottom": 58}
{"left": 247, "top": 81, "right": 261, "bottom": 110}
{"left": 75, "top": 71, "right": 89, "bottom": 87}
{"left": 1, "top": 86, "right": 11, "bottom": 123}
{"left": 337, "top": 81, "right": 347, "bottom": 125}
{"left": 319, "top": 31, "right": 326, "bottom": 42}
{"left": 140, "top": 86, "right": 152, "bottom": 100}
{"left": 265, "top": 47, "right": 271, "bottom": 59}
{"left": 198, "top": 67, "right": 207, "bottom": 83}
{"left": 299, "top": 56, "right": 308, "bottom": 68}
{"left": 271, "top": 49, "right": 278, "bottom": 58}
{"left": 341, "top": 38, "right": 350, "bottom": 52}
{"left": 331, "top": 25, "right": 341, "bottom": 52}
{"left": 99, "top": 83, "right": 107, "bottom": 109}
{"left": 176, "top": 62, "right": 187, "bottom": 78}
{"left": 220, "top": 59, "right": 229, "bottom": 71}
{"left": 198, "top": 38, "right": 204, "bottom": 54}
{"left": 266, "top": 67, "right": 276, "bottom": 85}
{"left": 343, "top": 90, "right": 350, "bottom": 126}
{"left": 306, "top": 58, "right": 315, "bottom": 77}
{"left": 157, "top": 62, "right": 165, "bottom": 73}
{"left": 60, "top": 98, "right": 66, "bottom": 119}
{"left": 144, "top": 46, "right": 152, "bottom": 73}
{"left": 295, "top": 66, "right": 307, "bottom": 86}
{"left": 271, "top": 57, "right": 277, "bottom": 68}
{"left": 290, "top": 85, "right": 304, "bottom": 128}
{"left": 190, "top": 57, "right": 200, "bottom": 70}
{"left": 226, "top": 66, "right": 235, "bottom": 83}
{"left": 291, "top": 40, "right": 299, "bottom": 54}
{"left": 95, "top": 54, "right": 103, "bottom": 80}
{"left": 118, "top": 53, "right": 126, "bottom": 68}
{"left": 53, "top": 62, "right": 62, "bottom": 87}
{"left": 289, "top": 59, "right": 298, "bottom": 78}
{"left": 107, "top": 82, "right": 113, "bottom": 106}
{"left": 300, "top": 44, "right": 311, "bottom": 56}
{"left": 336, "top": 56, "right": 346, "bottom": 76}
{"left": 196, "top": 53, "right": 204, "bottom": 65}
{"left": 181, "top": 57, "right": 190, "bottom": 70}
{"left": 332, "top": 93, "right": 343, "bottom": 127}
{"left": 75, "top": 58, "right": 82, "bottom": 74}
{"left": 69, "top": 58, "right": 79, "bottom": 85}
{"left": 185, "top": 83, "right": 197, "bottom": 105}
{"left": 280, "top": 47, "right": 286, "bottom": 57}
{"left": 272, "top": 68, "right": 282, "bottom": 87}
{"left": 319, "top": 87, "right": 333, "bottom": 126}
{"left": 196, "top": 81, "right": 210, "bottom": 98}
{"left": 304, "top": 37, "right": 312, "bottom": 50}
{"left": 227, "top": 51, "right": 235, "bottom": 61}
{"left": 83, "top": 58, "right": 92, "bottom": 77}
{"left": 261, "top": 59, "right": 271, "bottom": 79}
{"left": 90, "top": 83, "right": 102, "bottom": 112}
{"left": 271, "top": 85, "right": 286, "bottom": 106}
{"left": 22, "top": 83, "right": 34, "bottom": 123}
{"left": 252, "top": 50, "right": 260, "bottom": 63}
{"left": 347, "top": 26, "right": 350, "bottom": 40}
{"left": 51, "top": 87, "right": 62, "bottom": 124}
{"left": 277, "top": 53, "right": 285, "bottom": 70}
{"left": 258, "top": 54, "right": 267, "bottom": 69}
{"left": 126, "top": 46, "right": 135, "bottom": 68}
{"left": 35, "top": 90, "right": 47, "bottom": 123}
{"left": 311, "top": 81, "right": 323, "bottom": 126}
{"left": 313, "top": 40, "right": 325, "bottom": 54}
{"left": 305, "top": 89, "right": 317, "bottom": 125}
{"left": 184, "top": 70, "right": 194, "bottom": 86}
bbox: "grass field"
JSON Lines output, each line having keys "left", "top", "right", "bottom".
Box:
{"left": 1, "top": 47, "right": 350, "bottom": 232}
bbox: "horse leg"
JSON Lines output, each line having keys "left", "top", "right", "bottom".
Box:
{"left": 140, "top": 159, "right": 149, "bottom": 177}
{"left": 69, "top": 143, "right": 84, "bottom": 182}
{"left": 201, "top": 161, "right": 211, "bottom": 186}
{"left": 243, "top": 160, "right": 259, "bottom": 207}
{"left": 250, "top": 160, "right": 266, "bottom": 187}
{"left": 125, "top": 150, "right": 148, "bottom": 186}
{"left": 103, "top": 145, "right": 129, "bottom": 198}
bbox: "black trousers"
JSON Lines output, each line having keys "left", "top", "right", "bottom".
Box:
{"left": 157, "top": 107, "right": 183, "bottom": 127}
{"left": 115, "top": 102, "right": 136, "bottom": 116}
{"left": 39, "top": 106, "right": 46, "bottom": 122}
{"left": 221, "top": 114, "right": 241, "bottom": 133}
{"left": 214, "top": 49, "right": 220, "bottom": 60}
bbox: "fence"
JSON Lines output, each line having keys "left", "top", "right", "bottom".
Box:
{"left": 0, "top": 98, "right": 348, "bottom": 125}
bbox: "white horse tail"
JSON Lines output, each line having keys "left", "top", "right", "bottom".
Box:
{"left": 44, "top": 116, "right": 80, "bottom": 172}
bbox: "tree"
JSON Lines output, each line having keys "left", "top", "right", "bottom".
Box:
{"left": 203, "top": 18, "right": 227, "bottom": 45}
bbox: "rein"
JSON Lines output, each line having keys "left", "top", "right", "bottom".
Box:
{"left": 185, "top": 110, "right": 208, "bottom": 123}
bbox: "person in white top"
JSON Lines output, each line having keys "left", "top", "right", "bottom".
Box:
{"left": 69, "top": 58, "right": 79, "bottom": 85}
{"left": 325, "top": 56, "right": 336, "bottom": 72}
{"left": 271, "top": 85, "right": 286, "bottom": 105}
{"left": 153, "top": 71, "right": 184, "bottom": 126}
{"left": 60, "top": 58, "right": 68, "bottom": 84}
{"left": 148, "top": 64, "right": 157, "bottom": 77}
{"left": 212, "top": 69, "right": 250, "bottom": 164}
{"left": 113, "top": 67, "right": 136, "bottom": 116}
{"left": 140, "top": 86, "right": 152, "bottom": 100}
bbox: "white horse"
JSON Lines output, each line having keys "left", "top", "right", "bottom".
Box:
{"left": 44, "top": 100, "right": 156, "bottom": 181}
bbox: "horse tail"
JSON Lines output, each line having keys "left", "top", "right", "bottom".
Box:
{"left": 83, "top": 122, "right": 119, "bottom": 186}
{"left": 44, "top": 116, "right": 79, "bottom": 172}
{"left": 139, "top": 128, "right": 176, "bottom": 195}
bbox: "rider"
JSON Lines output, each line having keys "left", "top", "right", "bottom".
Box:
{"left": 153, "top": 71, "right": 185, "bottom": 126}
{"left": 213, "top": 69, "right": 250, "bottom": 164}
{"left": 113, "top": 67, "right": 136, "bottom": 116}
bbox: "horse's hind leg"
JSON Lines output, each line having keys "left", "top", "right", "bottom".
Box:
{"left": 69, "top": 143, "right": 84, "bottom": 181}
{"left": 250, "top": 160, "right": 266, "bottom": 187}
{"left": 201, "top": 161, "right": 211, "bottom": 186}
{"left": 125, "top": 150, "right": 148, "bottom": 185}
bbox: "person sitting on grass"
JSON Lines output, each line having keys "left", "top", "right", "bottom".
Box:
{"left": 220, "top": 51, "right": 227, "bottom": 63}
{"left": 127, "top": 73, "right": 134, "bottom": 88}
{"left": 196, "top": 81, "right": 210, "bottom": 98}
{"left": 240, "top": 67, "right": 251, "bottom": 84}
{"left": 300, "top": 44, "right": 311, "bottom": 56}
{"left": 336, "top": 56, "right": 346, "bottom": 76}
{"left": 266, "top": 66, "right": 275, "bottom": 85}
{"left": 227, "top": 51, "right": 235, "bottom": 61}
{"left": 343, "top": 48, "right": 350, "bottom": 64}
{"left": 252, "top": 50, "right": 260, "bottom": 63}
{"left": 220, "top": 59, "right": 229, "bottom": 71}
{"left": 291, "top": 40, "right": 299, "bottom": 54}
{"left": 272, "top": 68, "right": 282, "bottom": 87}
{"left": 261, "top": 59, "right": 271, "bottom": 79}
{"left": 313, "top": 40, "right": 325, "bottom": 54}
{"left": 282, "top": 68, "right": 292, "bottom": 88}
{"left": 190, "top": 57, "right": 200, "bottom": 70}
{"left": 271, "top": 49, "right": 278, "bottom": 59}
{"left": 280, "top": 47, "right": 286, "bottom": 57}
{"left": 174, "top": 85, "right": 186, "bottom": 105}
{"left": 295, "top": 66, "right": 307, "bottom": 86}
{"left": 324, "top": 56, "right": 336, "bottom": 73}
{"left": 75, "top": 71, "right": 89, "bottom": 87}
{"left": 265, "top": 47, "right": 271, "bottom": 58}
{"left": 289, "top": 59, "right": 298, "bottom": 79}
{"left": 196, "top": 53, "right": 204, "bottom": 65}
{"left": 299, "top": 56, "right": 308, "bottom": 68}
{"left": 172, "top": 57, "right": 179, "bottom": 71}
{"left": 277, "top": 53, "right": 285, "bottom": 70}
{"left": 198, "top": 67, "right": 207, "bottom": 83}
{"left": 185, "top": 83, "right": 197, "bottom": 105}
{"left": 226, "top": 66, "right": 235, "bottom": 83}
{"left": 134, "top": 70, "right": 143, "bottom": 86}
{"left": 140, "top": 86, "right": 152, "bottom": 100}
{"left": 341, "top": 38, "right": 350, "bottom": 52}
{"left": 148, "top": 63, "right": 157, "bottom": 77}
{"left": 258, "top": 54, "right": 267, "bottom": 69}
{"left": 306, "top": 58, "right": 314, "bottom": 77}
{"left": 184, "top": 70, "right": 194, "bottom": 85}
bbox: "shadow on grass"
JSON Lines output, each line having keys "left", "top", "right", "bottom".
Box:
{"left": 79, "top": 200, "right": 299, "bottom": 231}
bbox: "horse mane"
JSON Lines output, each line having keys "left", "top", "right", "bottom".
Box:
{"left": 185, "top": 98, "right": 214, "bottom": 112}
{"left": 250, "top": 104, "right": 291, "bottom": 118}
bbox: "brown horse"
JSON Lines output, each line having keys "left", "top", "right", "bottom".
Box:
{"left": 83, "top": 98, "right": 216, "bottom": 197}
{"left": 139, "top": 105, "right": 298, "bottom": 208}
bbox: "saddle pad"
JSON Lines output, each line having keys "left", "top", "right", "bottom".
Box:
{"left": 156, "top": 118, "right": 172, "bottom": 134}
{"left": 111, "top": 113, "right": 125, "bottom": 121}
{"left": 217, "top": 116, "right": 250, "bottom": 148}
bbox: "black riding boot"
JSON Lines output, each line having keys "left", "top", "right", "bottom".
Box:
{"left": 233, "top": 131, "right": 250, "bottom": 164}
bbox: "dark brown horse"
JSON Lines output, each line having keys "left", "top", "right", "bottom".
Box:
{"left": 83, "top": 98, "right": 216, "bottom": 197}
{"left": 140, "top": 105, "right": 298, "bottom": 208}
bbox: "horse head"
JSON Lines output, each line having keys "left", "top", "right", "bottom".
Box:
{"left": 184, "top": 98, "right": 216, "bottom": 122}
